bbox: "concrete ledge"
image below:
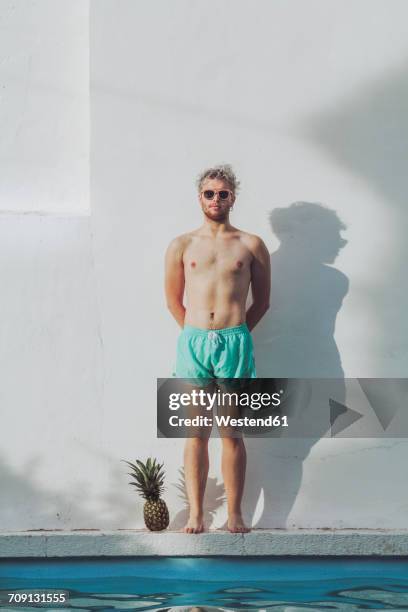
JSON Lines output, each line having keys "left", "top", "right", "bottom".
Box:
{"left": 1, "top": 530, "right": 408, "bottom": 557}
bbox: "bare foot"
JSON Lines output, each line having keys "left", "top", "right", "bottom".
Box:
{"left": 183, "top": 515, "right": 205, "bottom": 534}
{"left": 228, "top": 514, "right": 251, "bottom": 533}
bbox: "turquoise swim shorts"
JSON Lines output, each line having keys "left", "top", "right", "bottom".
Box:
{"left": 175, "top": 323, "right": 256, "bottom": 379}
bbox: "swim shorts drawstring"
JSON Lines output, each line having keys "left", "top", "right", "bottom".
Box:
{"left": 208, "top": 313, "right": 221, "bottom": 346}
{"left": 208, "top": 330, "right": 221, "bottom": 346}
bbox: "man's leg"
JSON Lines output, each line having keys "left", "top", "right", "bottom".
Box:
{"left": 221, "top": 436, "right": 250, "bottom": 533}
{"left": 214, "top": 326, "right": 255, "bottom": 533}
{"left": 183, "top": 436, "right": 209, "bottom": 533}
{"left": 175, "top": 327, "right": 214, "bottom": 533}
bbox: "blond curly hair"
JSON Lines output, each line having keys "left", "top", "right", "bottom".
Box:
{"left": 196, "top": 164, "right": 240, "bottom": 194}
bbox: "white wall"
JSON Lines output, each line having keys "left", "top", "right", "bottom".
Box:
{"left": 1, "top": 0, "right": 408, "bottom": 530}
{"left": 0, "top": 0, "right": 89, "bottom": 214}
{"left": 0, "top": 1, "right": 103, "bottom": 530}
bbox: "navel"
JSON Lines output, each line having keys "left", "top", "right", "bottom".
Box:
{"left": 191, "top": 261, "right": 196, "bottom": 268}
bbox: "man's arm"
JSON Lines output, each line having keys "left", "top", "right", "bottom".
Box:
{"left": 165, "top": 237, "right": 186, "bottom": 328}
{"left": 246, "top": 236, "right": 271, "bottom": 331}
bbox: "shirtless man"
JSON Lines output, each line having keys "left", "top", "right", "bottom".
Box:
{"left": 165, "top": 165, "right": 270, "bottom": 533}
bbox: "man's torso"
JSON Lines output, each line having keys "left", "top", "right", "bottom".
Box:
{"left": 182, "top": 229, "right": 253, "bottom": 329}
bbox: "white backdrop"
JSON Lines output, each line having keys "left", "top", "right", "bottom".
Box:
{"left": 1, "top": 0, "right": 408, "bottom": 530}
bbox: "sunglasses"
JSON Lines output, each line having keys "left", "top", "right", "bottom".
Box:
{"left": 201, "top": 189, "right": 233, "bottom": 201}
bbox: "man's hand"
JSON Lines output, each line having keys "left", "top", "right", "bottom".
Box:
{"left": 165, "top": 236, "right": 186, "bottom": 328}
{"left": 246, "top": 236, "right": 271, "bottom": 331}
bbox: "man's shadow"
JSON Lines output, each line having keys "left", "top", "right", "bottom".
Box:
{"left": 246, "top": 202, "right": 349, "bottom": 527}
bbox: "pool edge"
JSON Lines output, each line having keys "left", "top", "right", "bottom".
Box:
{"left": 1, "top": 530, "right": 408, "bottom": 558}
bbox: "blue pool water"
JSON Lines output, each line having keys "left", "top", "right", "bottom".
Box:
{"left": 1, "top": 557, "right": 408, "bottom": 611}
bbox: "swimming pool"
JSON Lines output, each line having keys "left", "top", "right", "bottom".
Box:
{"left": 1, "top": 557, "right": 408, "bottom": 610}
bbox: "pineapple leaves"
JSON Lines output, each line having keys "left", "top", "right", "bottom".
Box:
{"left": 122, "top": 457, "right": 166, "bottom": 501}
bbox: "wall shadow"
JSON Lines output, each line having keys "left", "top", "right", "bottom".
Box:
{"left": 170, "top": 468, "right": 226, "bottom": 530}
{"left": 0, "top": 452, "right": 95, "bottom": 530}
{"left": 0, "top": 447, "right": 143, "bottom": 530}
{"left": 298, "top": 63, "right": 408, "bottom": 375}
{"left": 246, "top": 202, "right": 349, "bottom": 527}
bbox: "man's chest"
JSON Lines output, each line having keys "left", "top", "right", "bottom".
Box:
{"left": 183, "top": 240, "right": 252, "bottom": 274}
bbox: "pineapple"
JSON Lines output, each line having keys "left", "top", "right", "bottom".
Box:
{"left": 123, "top": 457, "right": 169, "bottom": 531}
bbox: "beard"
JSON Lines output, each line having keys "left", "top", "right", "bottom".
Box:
{"left": 203, "top": 207, "right": 230, "bottom": 222}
